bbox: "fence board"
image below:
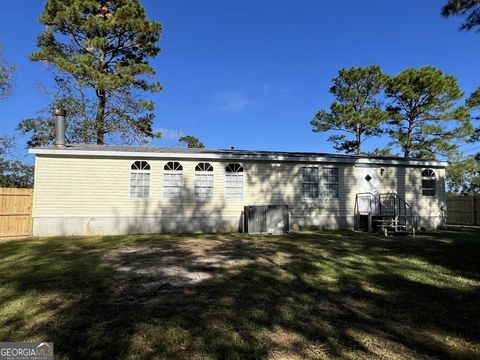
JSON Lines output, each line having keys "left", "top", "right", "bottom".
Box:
{"left": 0, "top": 188, "right": 33, "bottom": 237}
{"left": 447, "top": 196, "right": 480, "bottom": 225}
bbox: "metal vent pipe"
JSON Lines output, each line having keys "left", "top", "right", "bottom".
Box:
{"left": 54, "top": 109, "right": 66, "bottom": 147}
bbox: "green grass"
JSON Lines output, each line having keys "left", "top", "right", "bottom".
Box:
{"left": 1, "top": 228, "right": 479, "bottom": 359}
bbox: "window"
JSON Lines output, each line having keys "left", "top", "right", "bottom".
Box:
{"left": 421, "top": 168, "right": 436, "bottom": 196}
{"left": 226, "top": 163, "right": 243, "bottom": 173}
{"left": 226, "top": 163, "right": 244, "bottom": 200}
{"left": 130, "top": 161, "right": 150, "bottom": 199}
{"left": 195, "top": 162, "right": 213, "bottom": 172}
{"left": 164, "top": 161, "right": 183, "bottom": 199}
{"left": 302, "top": 167, "right": 319, "bottom": 199}
{"left": 322, "top": 167, "right": 339, "bottom": 198}
{"left": 164, "top": 161, "right": 183, "bottom": 171}
{"left": 195, "top": 162, "right": 214, "bottom": 200}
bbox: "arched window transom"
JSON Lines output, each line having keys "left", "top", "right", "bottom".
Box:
{"left": 164, "top": 161, "right": 183, "bottom": 171}
{"left": 226, "top": 163, "right": 243, "bottom": 173}
{"left": 131, "top": 160, "right": 150, "bottom": 171}
{"left": 421, "top": 169, "right": 435, "bottom": 178}
{"left": 195, "top": 162, "right": 213, "bottom": 171}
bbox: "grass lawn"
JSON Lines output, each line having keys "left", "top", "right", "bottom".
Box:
{"left": 1, "top": 228, "right": 479, "bottom": 359}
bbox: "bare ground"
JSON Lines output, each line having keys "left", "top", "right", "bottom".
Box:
{"left": 103, "top": 237, "right": 290, "bottom": 289}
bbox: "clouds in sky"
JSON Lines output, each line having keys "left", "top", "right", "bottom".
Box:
{"left": 214, "top": 82, "right": 290, "bottom": 112}
{"left": 215, "top": 90, "right": 249, "bottom": 111}
{"left": 262, "top": 83, "right": 290, "bottom": 95}
{"left": 156, "top": 127, "right": 182, "bottom": 139}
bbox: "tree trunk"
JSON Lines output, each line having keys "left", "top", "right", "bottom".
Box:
{"left": 404, "top": 118, "right": 414, "bottom": 158}
{"left": 95, "top": 90, "right": 106, "bottom": 145}
{"left": 355, "top": 123, "right": 361, "bottom": 155}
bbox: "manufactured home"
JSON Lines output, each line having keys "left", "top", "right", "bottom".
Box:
{"left": 29, "top": 138, "right": 448, "bottom": 237}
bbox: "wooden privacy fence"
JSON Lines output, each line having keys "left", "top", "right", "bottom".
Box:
{"left": 0, "top": 188, "right": 33, "bottom": 238}
{"left": 446, "top": 196, "right": 480, "bottom": 225}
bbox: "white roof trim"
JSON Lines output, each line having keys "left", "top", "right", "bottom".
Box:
{"left": 28, "top": 148, "right": 449, "bottom": 167}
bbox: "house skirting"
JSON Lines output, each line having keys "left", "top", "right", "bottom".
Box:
{"left": 33, "top": 216, "right": 443, "bottom": 236}
{"left": 32, "top": 216, "right": 242, "bottom": 236}
{"left": 32, "top": 214, "right": 443, "bottom": 236}
{"left": 32, "top": 215, "right": 354, "bottom": 236}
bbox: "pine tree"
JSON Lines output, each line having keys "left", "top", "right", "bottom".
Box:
{"left": 0, "top": 44, "right": 14, "bottom": 100}
{"left": 178, "top": 135, "right": 205, "bottom": 149}
{"left": 25, "top": 0, "right": 162, "bottom": 145}
{"left": 441, "top": 0, "right": 480, "bottom": 31}
{"left": 385, "top": 66, "right": 472, "bottom": 159}
{"left": 441, "top": 1, "right": 480, "bottom": 142}
{"left": 466, "top": 87, "right": 480, "bottom": 141}
{"left": 310, "top": 65, "right": 388, "bottom": 155}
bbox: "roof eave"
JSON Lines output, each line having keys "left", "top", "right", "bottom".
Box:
{"left": 28, "top": 148, "right": 449, "bottom": 167}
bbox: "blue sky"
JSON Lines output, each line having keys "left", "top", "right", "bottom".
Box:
{"left": 0, "top": 0, "right": 479, "bottom": 159}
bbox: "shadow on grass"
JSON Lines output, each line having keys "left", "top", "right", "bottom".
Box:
{"left": 0, "top": 228, "right": 479, "bottom": 359}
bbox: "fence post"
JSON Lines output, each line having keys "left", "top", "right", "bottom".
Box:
{"left": 471, "top": 197, "right": 475, "bottom": 225}
{"left": 475, "top": 196, "right": 478, "bottom": 226}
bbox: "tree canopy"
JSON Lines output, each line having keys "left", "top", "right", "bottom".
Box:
{"left": 385, "top": 66, "right": 472, "bottom": 158}
{"left": 465, "top": 86, "right": 480, "bottom": 142}
{"left": 0, "top": 136, "right": 34, "bottom": 188}
{"left": 310, "top": 65, "right": 389, "bottom": 155}
{"left": 446, "top": 153, "right": 480, "bottom": 193}
{"left": 442, "top": 0, "right": 480, "bottom": 31}
{"left": 178, "top": 135, "right": 205, "bottom": 149}
{"left": 18, "top": 74, "right": 159, "bottom": 147}
{"left": 25, "top": 0, "right": 162, "bottom": 145}
{"left": 0, "top": 45, "right": 31, "bottom": 188}
{"left": 0, "top": 45, "right": 14, "bottom": 101}
{"left": 441, "top": 1, "right": 480, "bottom": 145}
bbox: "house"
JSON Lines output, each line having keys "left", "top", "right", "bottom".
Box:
{"left": 28, "top": 133, "right": 448, "bottom": 237}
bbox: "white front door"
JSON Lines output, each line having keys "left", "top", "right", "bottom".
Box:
{"left": 355, "top": 167, "right": 380, "bottom": 213}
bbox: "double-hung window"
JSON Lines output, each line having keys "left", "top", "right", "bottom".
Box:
{"left": 302, "top": 167, "right": 319, "bottom": 199}
{"left": 195, "top": 162, "right": 214, "bottom": 200}
{"left": 322, "top": 167, "right": 339, "bottom": 198}
{"left": 130, "top": 161, "right": 150, "bottom": 199}
{"left": 421, "top": 169, "right": 436, "bottom": 196}
{"left": 164, "top": 161, "right": 183, "bottom": 199}
{"left": 225, "top": 163, "right": 244, "bottom": 200}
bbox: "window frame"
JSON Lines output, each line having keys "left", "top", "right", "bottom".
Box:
{"left": 163, "top": 161, "right": 184, "bottom": 200}
{"left": 421, "top": 168, "right": 436, "bottom": 197}
{"left": 129, "top": 160, "right": 151, "bottom": 200}
{"left": 225, "top": 163, "right": 244, "bottom": 201}
{"left": 302, "top": 167, "right": 320, "bottom": 199}
{"left": 322, "top": 167, "right": 339, "bottom": 199}
{"left": 195, "top": 162, "right": 214, "bottom": 201}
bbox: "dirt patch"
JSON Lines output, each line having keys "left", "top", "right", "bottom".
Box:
{"left": 103, "top": 238, "right": 284, "bottom": 288}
